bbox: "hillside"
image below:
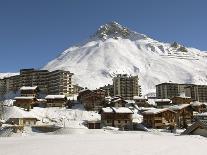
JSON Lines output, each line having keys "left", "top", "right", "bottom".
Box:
{"left": 43, "top": 22, "right": 207, "bottom": 95}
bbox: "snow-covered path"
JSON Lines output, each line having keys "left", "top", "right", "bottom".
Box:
{"left": 0, "top": 132, "right": 206, "bottom": 155}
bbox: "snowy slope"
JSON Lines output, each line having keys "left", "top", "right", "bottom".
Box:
{"left": 0, "top": 73, "right": 19, "bottom": 79}
{"left": 44, "top": 22, "right": 207, "bottom": 95}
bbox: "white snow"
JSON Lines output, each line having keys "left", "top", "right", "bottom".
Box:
{"left": 20, "top": 86, "right": 38, "bottom": 90}
{"left": 143, "top": 108, "right": 174, "bottom": 114}
{"left": 112, "top": 107, "right": 133, "bottom": 113}
{"left": 0, "top": 73, "right": 19, "bottom": 79}
{"left": 43, "top": 22, "right": 207, "bottom": 95}
{"left": 14, "top": 96, "right": 36, "bottom": 100}
{"left": 45, "top": 95, "right": 66, "bottom": 99}
{"left": 0, "top": 132, "right": 207, "bottom": 155}
{"left": 169, "top": 104, "right": 190, "bottom": 110}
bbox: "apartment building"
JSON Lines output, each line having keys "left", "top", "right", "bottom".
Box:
{"left": 185, "top": 85, "right": 207, "bottom": 102}
{"left": 0, "top": 79, "right": 6, "bottom": 97}
{"left": 156, "top": 83, "right": 193, "bottom": 99}
{"left": 20, "top": 69, "right": 49, "bottom": 93}
{"left": 0, "top": 68, "right": 74, "bottom": 97}
{"left": 48, "top": 70, "right": 73, "bottom": 96}
{"left": 113, "top": 74, "right": 141, "bottom": 100}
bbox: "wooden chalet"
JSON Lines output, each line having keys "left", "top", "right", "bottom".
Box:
{"left": 133, "top": 96, "right": 150, "bottom": 107}
{"left": 155, "top": 99, "right": 172, "bottom": 108}
{"left": 142, "top": 108, "right": 176, "bottom": 129}
{"left": 45, "top": 95, "right": 67, "bottom": 107}
{"left": 99, "top": 107, "right": 133, "bottom": 130}
{"left": 80, "top": 89, "right": 106, "bottom": 111}
{"left": 182, "top": 121, "right": 207, "bottom": 137}
{"left": 171, "top": 96, "right": 192, "bottom": 105}
{"left": 14, "top": 96, "right": 37, "bottom": 111}
{"left": 6, "top": 117, "right": 39, "bottom": 126}
{"left": 110, "top": 96, "right": 127, "bottom": 107}
{"left": 169, "top": 104, "right": 193, "bottom": 128}
{"left": 20, "top": 86, "right": 39, "bottom": 97}
{"left": 86, "top": 120, "right": 101, "bottom": 129}
{"left": 190, "top": 101, "right": 207, "bottom": 113}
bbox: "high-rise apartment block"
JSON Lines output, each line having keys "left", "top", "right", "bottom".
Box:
{"left": 113, "top": 74, "right": 141, "bottom": 100}
{"left": 156, "top": 83, "right": 207, "bottom": 102}
{"left": 0, "top": 68, "right": 74, "bottom": 99}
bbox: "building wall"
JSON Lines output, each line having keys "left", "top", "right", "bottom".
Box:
{"left": 48, "top": 70, "right": 73, "bottom": 96}
{"left": 113, "top": 74, "right": 140, "bottom": 100}
{"left": 185, "top": 85, "right": 207, "bottom": 102}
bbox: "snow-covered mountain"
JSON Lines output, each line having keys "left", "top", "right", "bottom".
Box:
{"left": 43, "top": 21, "right": 207, "bottom": 95}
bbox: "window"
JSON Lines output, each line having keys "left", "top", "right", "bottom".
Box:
{"left": 125, "top": 120, "right": 128, "bottom": 123}
{"left": 118, "top": 120, "right": 121, "bottom": 123}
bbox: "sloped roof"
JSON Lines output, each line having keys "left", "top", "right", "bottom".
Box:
{"left": 190, "top": 101, "right": 206, "bottom": 107}
{"left": 142, "top": 108, "right": 176, "bottom": 115}
{"left": 112, "top": 107, "right": 133, "bottom": 114}
{"left": 169, "top": 104, "right": 190, "bottom": 111}
{"left": 182, "top": 121, "right": 207, "bottom": 135}
{"left": 100, "top": 107, "right": 133, "bottom": 114}
{"left": 20, "top": 86, "right": 38, "bottom": 90}
{"left": 14, "top": 96, "right": 36, "bottom": 100}
{"left": 45, "top": 95, "right": 66, "bottom": 99}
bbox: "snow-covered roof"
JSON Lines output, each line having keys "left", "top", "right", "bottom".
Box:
{"left": 45, "top": 95, "right": 66, "bottom": 99}
{"left": 101, "top": 107, "right": 114, "bottom": 113}
{"left": 190, "top": 101, "right": 206, "bottom": 107}
{"left": 20, "top": 86, "right": 38, "bottom": 90}
{"left": 14, "top": 96, "right": 36, "bottom": 100}
{"left": 3, "top": 106, "right": 39, "bottom": 121}
{"left": 125, "top": 100, "right": 135, "bottom": 104}
{"left": 143, "top": 108, "right": 175, "bottom": 115}
{"left": 169, "top": 104, "right": 190, "bottom": 111}
{"left": 155, "top": 99, "right": 171, "bottom": 102}
{"left": 133, "top": 96, "right": 147, "bottom": 100}
{"left": 100, "top": 107, "right": 133, "bottom": 114}
{"left": 112, "top": 107, "right": 133, "bottom": 114}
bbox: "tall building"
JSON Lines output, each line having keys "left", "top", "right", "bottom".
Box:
{"left": 0, "top": 68, "right": 74, "bottom": 98}
{"left": 48, "top": 70, "right": 74, "bottom": 96}
{"left": 20, "top": 69, "right": 49, "bottom": 93}
{"left": 156, "top": 83, "right": 194, "bottom": 99}
{"left": 185, "top": 85, "right": 207, "bottom": 102}
{"left": 0, "top": 79, "right": 6, "bottom": 98}
{"left": 113, "top": 74, "right": 141, "bottom": 100}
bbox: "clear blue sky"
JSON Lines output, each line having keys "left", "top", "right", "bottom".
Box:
{"left": 0, "top": 0, "right": 207, "bottom": 72}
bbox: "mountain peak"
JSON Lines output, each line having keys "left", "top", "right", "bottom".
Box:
{"left": 92, "top": 21, "right": 146, "bottom": 40}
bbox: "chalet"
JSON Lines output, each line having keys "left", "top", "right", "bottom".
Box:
{"left": 77, "top": 89, "right": 92, "bottom": 103}
{"left": 80, "top": 89, "right": 106, "bottom": 111}
{"left": 99, "top": 107, "right": 133, "bottom": 130}
{"left": 20, "top": 86, "right": 39, "bottom": 97}
{"left": 14, "top": 96, "right": 37, "bottom": 111}
{"left": 86, "top": 120, "right": 101, "bottom": 129}
{"left": 169, "top": 104, "right": 193, "bottom": 128}
{"left": 45, "top": 95, "right": 67, "bottom": 107}
{"left": 110, "top": 96, "right": 127, "bottom": 107}
{"left": 6, "top": 117, "right": 39, "bottom": 126}
{"left": 5, "top": 106, "right": 40, "bottom": 127}
{"left": 155, "top": 99, "right": 172, "bottom": 108}
{"left": 171, "top": 96, "right": 192, "bottom": 105}
{"left": 142, "top": 108, "right": 176, "bottom": 129}
{"left": 133, "top": 96, "right": 150, "bottom": 107}
{"left": 190, "top": 101, "right": 207, "bottom": 113}
{"left": 182, "top": 121, "right": 207, "bottom": 137}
